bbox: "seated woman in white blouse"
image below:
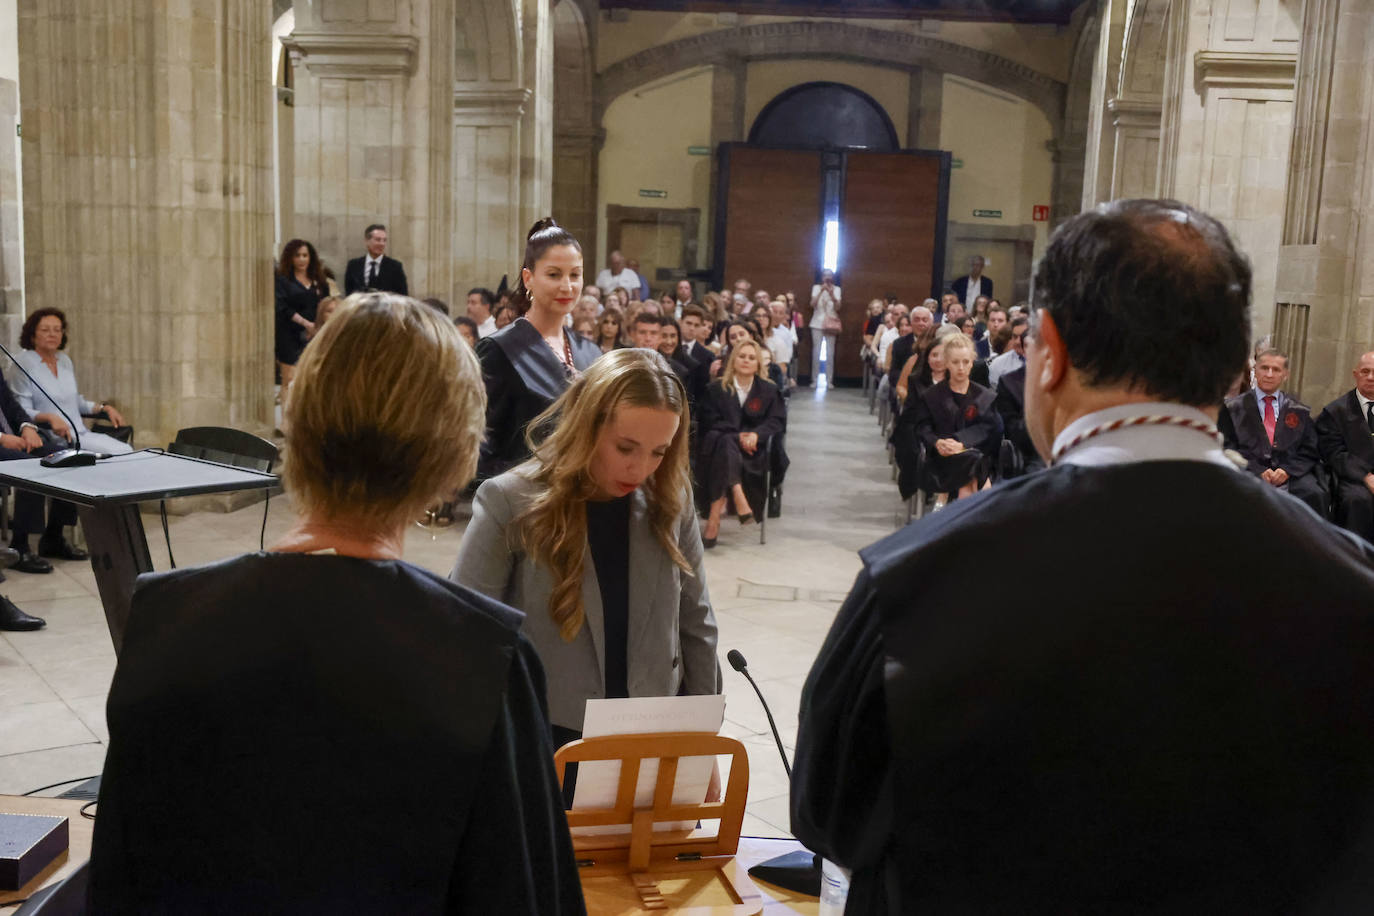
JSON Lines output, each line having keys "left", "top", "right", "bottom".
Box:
{"left": 12, "top": 308, "right": 132, "bottom": 455}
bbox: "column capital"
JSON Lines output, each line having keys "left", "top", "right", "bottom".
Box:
{"left": 1107, "top": 94, "right": 1162, "bottom": 128}
{"left": 283, "top": 32, "right": 419, "bottom": 79}
{"left": 452, "top": 87, "right": 532, "bottom": 118}
{"left": 1193, "top": 51, "right": 1297, "bottom": 92}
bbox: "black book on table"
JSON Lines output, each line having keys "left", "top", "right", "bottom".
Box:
{"left": 0, "top": 812, "right": 69, "bottom": 890}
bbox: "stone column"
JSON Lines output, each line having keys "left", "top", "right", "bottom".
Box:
{"left": 1274, "top": 0, "right": 1373, "bottom": 408}
{"left": 17, "top": 0, "right": 274, "bottom": 447}
{"left": 706, "top": 54, "right": 746, "bottom": 259}
{"left": 0, "top": 78, "right": 22, "bottom": 341}
{"left": 1080, "top": 0, "right": 1127, "bottom": 209}
{"left": 285, "top": 0, "right": 454, "bottom": 302}
{"left": 1156, "top": 0, "right": 1299, "bottom": 333}
{"left": 519, "top": 0, "right": 554, "bottom": 235}
{"left": 906, "top": 68, "right": 942, "bottom": 150}
{"left": 452, "top": 89, "right": 530, "bottom": 294}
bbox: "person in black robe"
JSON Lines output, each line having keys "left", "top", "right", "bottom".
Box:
{"left": 1315, "top": 350, "right": 1374, "bottom": 540}
{"left": 273, "top": 239, "right": 328, "bottom": 379}
{"left": 792, "top": 200, "right": 1374, "bottom": 914}
{"left": 90, "top": 293, "right": 584, "bottom": 915}
{"left": 891, "top": 335, "right": 947, "bottom": 500}
{"left": 1217, "top": 348, "right": 1326, "bottom": 516}
{"left": 908, "top": 334, "right": 1001, "bottom": 505}
{"left": 696, "top": 339, "right": 787, "bottom": 545}
{"left": 992, "top": 365, "right": 1045, "bottom": 476}
{"left": 475, "top": 219, "right": 602, "bottom": 482}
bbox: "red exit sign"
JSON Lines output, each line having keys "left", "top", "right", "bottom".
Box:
{"left": 1032, "top": 205, "right": 1050, "bottom": 222}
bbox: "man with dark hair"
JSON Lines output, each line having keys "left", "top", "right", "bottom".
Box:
{"left": 793, "top": 199, "right": 1374, "bottom": 914}
{"left": 1218, "top": 348, "right": 1326, "bottom": 516}
{"left": 466, "top": 287, "right": 497, "bottom": 338}
{"left": 1316, "top": 350, "right": 1374, "bottom": 539}
{"left": 629, "top": 311, "right": 661, "bottom": 351}
{"left": 674, "top": 279, "right": 695, "bottom": 318}
{"left": 345, "top": 224, "right": 408, "bottom": 295}
{"left": 987, "top": 314, "right": 1028, "bottom": 388}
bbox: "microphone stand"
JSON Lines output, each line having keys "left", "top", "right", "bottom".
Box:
{"left": 0, "top": 339, "right": 99, "bottom": 467}
{"left": 726, "top": 649, "right": 822, "bottom": 897}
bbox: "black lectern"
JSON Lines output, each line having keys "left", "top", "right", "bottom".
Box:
{"left": 0, "top": 452, "right": 278, "bottom": 652}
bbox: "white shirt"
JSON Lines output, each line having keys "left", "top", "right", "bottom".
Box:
{"left": 595, "top": 268, "right": 641, "bottom": 295}
{"left": 768, "top": 326, "right": 796, "bottom": 365}
{"left": 988, "top": 349, "right": 1024, "bottom": 389}
{"left": 809, "top": 284, "right": 841, "bottom": 329}
{"left": 477, "top": 315, "right": 497, "bottom": 338}
{"left": 364, "top": 255, "right": 383, "bottom": 285}
{"left": 963, "top": 275, "right": 983, "bottom": 312}
{"left": 734, "top": 378, "right": 751, "bottom": 406}
{"left": 1356, "top": 389, "right": 1374, "bottom": 426}
{"left": 876, "top": 326, "right": 899, "bottom": 365}
{"left": 1054, "top": 402, "right": 1234, "bottom": 469}
{"left": 1253, "top": 386, "right": 1285, "bottom": 419}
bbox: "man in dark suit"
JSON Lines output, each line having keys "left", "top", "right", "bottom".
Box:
{"left": 949, "top": 254, "right": 993, "bottom": 313}
{"left": 793, "top": 199, "right": 1374, "bottom": 914}
{"left": 992, "top": 364, "right": 1044, "bottom": 475}
{"left": 1218, "top": 348, "right": 1327, "bottom": 516}
{"left": 1316, "top": 350, "right": 1374, "bottom": 540}
{"left": 344, "top": 223, "right": 408, "bottom": 296}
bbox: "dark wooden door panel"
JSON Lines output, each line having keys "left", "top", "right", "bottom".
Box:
{"left": 839, "top": 152, "right": 945, "bottom": 379}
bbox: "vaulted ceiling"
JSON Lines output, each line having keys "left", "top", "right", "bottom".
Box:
{"left": 599, "top": 0, "right": 1091, "bottom": 26}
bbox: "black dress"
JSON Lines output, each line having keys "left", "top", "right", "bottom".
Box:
{"left": 90, "top": 553, "right": 586, "bottom": 915}
{"left": 475, "top": 317, "right": 603, "bottom": 481}
{"left": 274, "top": 273, "right": 325, "bottom": 365}
{"left": 793, "top": 461, "right": 1374, "bottom": 914}
{"left": 696, "top": 377, "right": 788, "bottom": 514}
{"left": 910, "top": 380, "right": 1001, "bottom": 495}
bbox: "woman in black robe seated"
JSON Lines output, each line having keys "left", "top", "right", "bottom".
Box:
{"left": 892, "top": 336, "right": 945, "bottom": 500}
{"left": 697, "top": 338, "right": 788, "bottom": 546}
{"left": 909, "top": 333, "right": 1002, "bottom": 509}
{"left": 90, "top": 294, "right": 584, "bottom": 915}
{"left": 476, "top": 218, "right": 601, "bottom": 482}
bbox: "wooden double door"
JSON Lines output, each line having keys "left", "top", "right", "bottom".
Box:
{"left": 715, "top": 144, "right": 950, "bottom": 382}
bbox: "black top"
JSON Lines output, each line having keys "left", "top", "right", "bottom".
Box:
{"left": 343, "top": 254, "right": 409, "bottom": 296}
{"left": 864, "top": 315, "right": 883, "bottom": 337}
{"left": 90, "top": 553, "right": 586, "bottom": 915}
{"left": 586, "top": 494, "right": 632, "bottom": 699}
{"left": 792, "top": 461, "right": 1374, "bottom": 914}
{"left": 273, "top": 273, "right": 326, "bottom": 364}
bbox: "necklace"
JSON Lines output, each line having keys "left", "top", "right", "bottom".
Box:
{"left": 1052, "top": 414, "right": 1223, "bottom": 465}
{"left": 544, "top": 329, "right": 576, "bottom": 378}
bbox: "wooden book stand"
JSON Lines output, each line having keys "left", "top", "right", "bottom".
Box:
{"left": 555, "top": 731, "right": 762, "bottom": 914}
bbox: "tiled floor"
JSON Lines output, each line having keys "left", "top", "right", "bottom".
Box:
{"left": 0, "top": 385, "right": 900, "bottom": 839}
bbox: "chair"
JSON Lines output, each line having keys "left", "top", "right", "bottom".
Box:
{"left": 554, "top": 731, "right": 758, "bottom": 912}
{"left": 904, "top": 439, "right": 929, "bottom": 525}
{"left": 998, "top": 439, "right": 1025, "bottom": 481}
{"left": 13, "top": 859, "right": 89, "bottom": 915}
{"left": 167, "top": 427, "right": 278, "bottom": 472}
{"left": 88, "top": 408, "right": 133, "bottom": 445}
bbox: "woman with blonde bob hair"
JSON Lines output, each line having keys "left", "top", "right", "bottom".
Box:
{"left": 90, "top": 293, "right": 585, "bottom": 914}
{"left": 453, "top": 347, "right": 721, "bottom": 766}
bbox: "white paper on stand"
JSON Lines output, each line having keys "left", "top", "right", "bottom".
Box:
{"left": 571, "top": 694, "right": 726, "bottom": 835}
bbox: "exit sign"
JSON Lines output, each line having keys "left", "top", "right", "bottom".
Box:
{"left": 972, "top": 209, "right": 1002, "bottom": 219}
{"left": 1032, "top": 205, "right": 1050, "bottom": 221}
{"left": 638, "top": 189, "right": 667, "bottom": 199}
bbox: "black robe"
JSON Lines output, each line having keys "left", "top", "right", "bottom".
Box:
{"left": 992, "top": 366, "right": 1045, "bottom": 476}
{"left": 1218, "top": 389, "right": 1326, "bottom": 515}
{"left": 792, "top": 461, "right": 1374, "bottom": 914}
{"left": 696, "top": 376, "right": 787, "bottom": 514}
{"left": 1316, "top": 390, "right": 1374, "bottom": 540}
{"left": 476, "top": 318, "right": 602, "bottom": 481}
{"left": 273, "top": 273, "right": 325, "bottom": 364}
{"left": 907, "top": 380, "right": 1001, "bottom": 496}
{"left": 91, "top": 554, "right": 585, "bottom": 915}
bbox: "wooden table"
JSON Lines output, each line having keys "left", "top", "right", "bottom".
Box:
{"left": 0, "top": 797, "right": 818, "bottom": 915}
{"left": 0, "top": 796, "right": 91, "bottom": 913}
{"left": 579, "top": 836, "right": 820, "bottom": 914}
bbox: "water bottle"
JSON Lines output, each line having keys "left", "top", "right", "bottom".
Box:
{"left": 819, "top": 857, "right": 850, "bottom": 915}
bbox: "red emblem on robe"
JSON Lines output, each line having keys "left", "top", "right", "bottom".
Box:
{"left": 746, "top": 397, "right": 763, "bottom": 413}
{"left": 1284, "top": 411, "right": 1300, "bottom": 429}
{"left": 964, "top": 404, "right": 978, "bottom": 420}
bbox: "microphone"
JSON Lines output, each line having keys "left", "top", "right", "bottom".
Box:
{"left": 0, "top": 339, "right": 99, "bottom": 467}
{"left": 726, "top": 648, "right": 820, "bottom": 898}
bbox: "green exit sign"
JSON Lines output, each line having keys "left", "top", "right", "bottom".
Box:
{"left": 950, "top": 157, "right": 963, "bottom": 168}
{"left": 687, "top": 145, "right": 710, "bottom": 156}
{"left": 639, "top": 189, "right": 668, "bottom": 199}
{"left": 972, "top": 208, "right": 1003, "bottom": 219}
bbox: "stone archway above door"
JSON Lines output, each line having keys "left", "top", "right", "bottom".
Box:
{"left": 595, "top": 20, "right": 1066, "bottom": 131}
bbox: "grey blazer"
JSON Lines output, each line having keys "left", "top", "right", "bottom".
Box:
{"left": 451, "top": 469, "right": 722, "bottom": 731}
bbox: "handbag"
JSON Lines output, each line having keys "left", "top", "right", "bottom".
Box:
{"left": 822, "top": 315, "right": 842, "bottom": 334}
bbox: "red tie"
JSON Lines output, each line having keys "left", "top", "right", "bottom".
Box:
{"left": 1263, "top": 395, "right": 1276, "bottom": 445}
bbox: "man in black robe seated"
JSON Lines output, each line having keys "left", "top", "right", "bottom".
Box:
{"left": 1316, "top": 350, "right": 1374, "bottom": 540}
{"left": 992, "top": 364, "right": 1045, "bottom": 476}
{"left": 91, "top": 295, "right": 584, "bottom": 914}
{"left": 792, "top": 200, "right": 1374, "bottom": 914}
{"left": 1218, "top": 347, "right": 1326, "bottom": 515}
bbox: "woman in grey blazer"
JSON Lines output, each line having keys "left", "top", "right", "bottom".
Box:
{"left": 452, "top": 349, "right": 721, "bottom": 744}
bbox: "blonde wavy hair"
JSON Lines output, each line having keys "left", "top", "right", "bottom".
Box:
{"left": 283, "top": 293, "right": 485, "bottom": 530}
{"left": 720, "top": 338, "right": 767, "bottom": 392}
{"left": 513, "top": 349, "right": 693, "bottom": 642}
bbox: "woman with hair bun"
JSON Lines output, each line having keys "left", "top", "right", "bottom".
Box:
{"left": 475, "top": 218, "right": 602, "bottom": 482}
{"left": 453, "top": 348, "right": 721, "bottom": 783}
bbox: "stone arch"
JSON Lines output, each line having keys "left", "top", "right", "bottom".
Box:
{"left": 750, "top": 81, "right": 900, "bottom": 150}
{"left": 1118, "top": 0, "right": 1169, "bottom": 101}
{"left": 455, "top": 0, "right": 521, "bottom": 86}
{"left": 552, "top": 0, "right": 597, "bottom": 251}
{"left": 1051, "top": 2, "right": 1098, "bottom": 225}
{"left": 595, "top": 20, "right": 1066, "bottom": 131}
{"left": 1107, "top": 0, "right": 1167, "bottom": 199}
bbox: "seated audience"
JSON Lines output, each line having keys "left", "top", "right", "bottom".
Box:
{"left": 657, "top": 316, "right": 694, "bottom": 373}
{"left": 90, "top": 293, "right": 584, "bottom": 913}
{"left": 1218, "top": 348, "right": 1326, "bottom": 515}
{"left": 570, "top": 295, "right": 599, "bottom": 330}
{"left": 1316, "top": 350, "right": 1374, "bottom": 539}
{"left": 494, "top": 302, "right": 517, "bottom": 330}
{"left": 13, "top": 308, "right": 132, "bottom": 457}
{"left": 892, "top": 339, "right": 947, "bottom": 499}
{"left": 942, "top": 300, "right": 967, "bottom": 327}
{"left": 452, "top": 349, "right": 721, "bottom": 795}
{"left": 454, "top": 315, "right": 479, "bottom": 348}
{"left": 696, "top": 339, "right": 787, "bottom": 546}
{"left": 674, "top": 279, "right": 695, "bottom": 317}
{"left": 595, "top": 309, "right": 625, "bottom": 353}
{"left": 572, "top": 316, "right": 596, "bottom": 343}
{"left": 582, "top": 284, "right": 602, "bottom": 304}
{"left": 993, "top": 365, "right": 1044, "bottom": 475}
{"left": 988, "top": 315, "right": 1029, "bottom": 389}
{"left": 908, "top": 334, "right": 1002, "bottom": 509}
{"left": 629, "top": 311, "right": 662, "bottom": 351}
{"left": 768, "top": 300, "right": 798, "bottom": 381}
{"left": 465, "top": 287, "right": 497, "bottom": 338}
{"left": 987, "top": 324, "right": 1013, "bottom": 359}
